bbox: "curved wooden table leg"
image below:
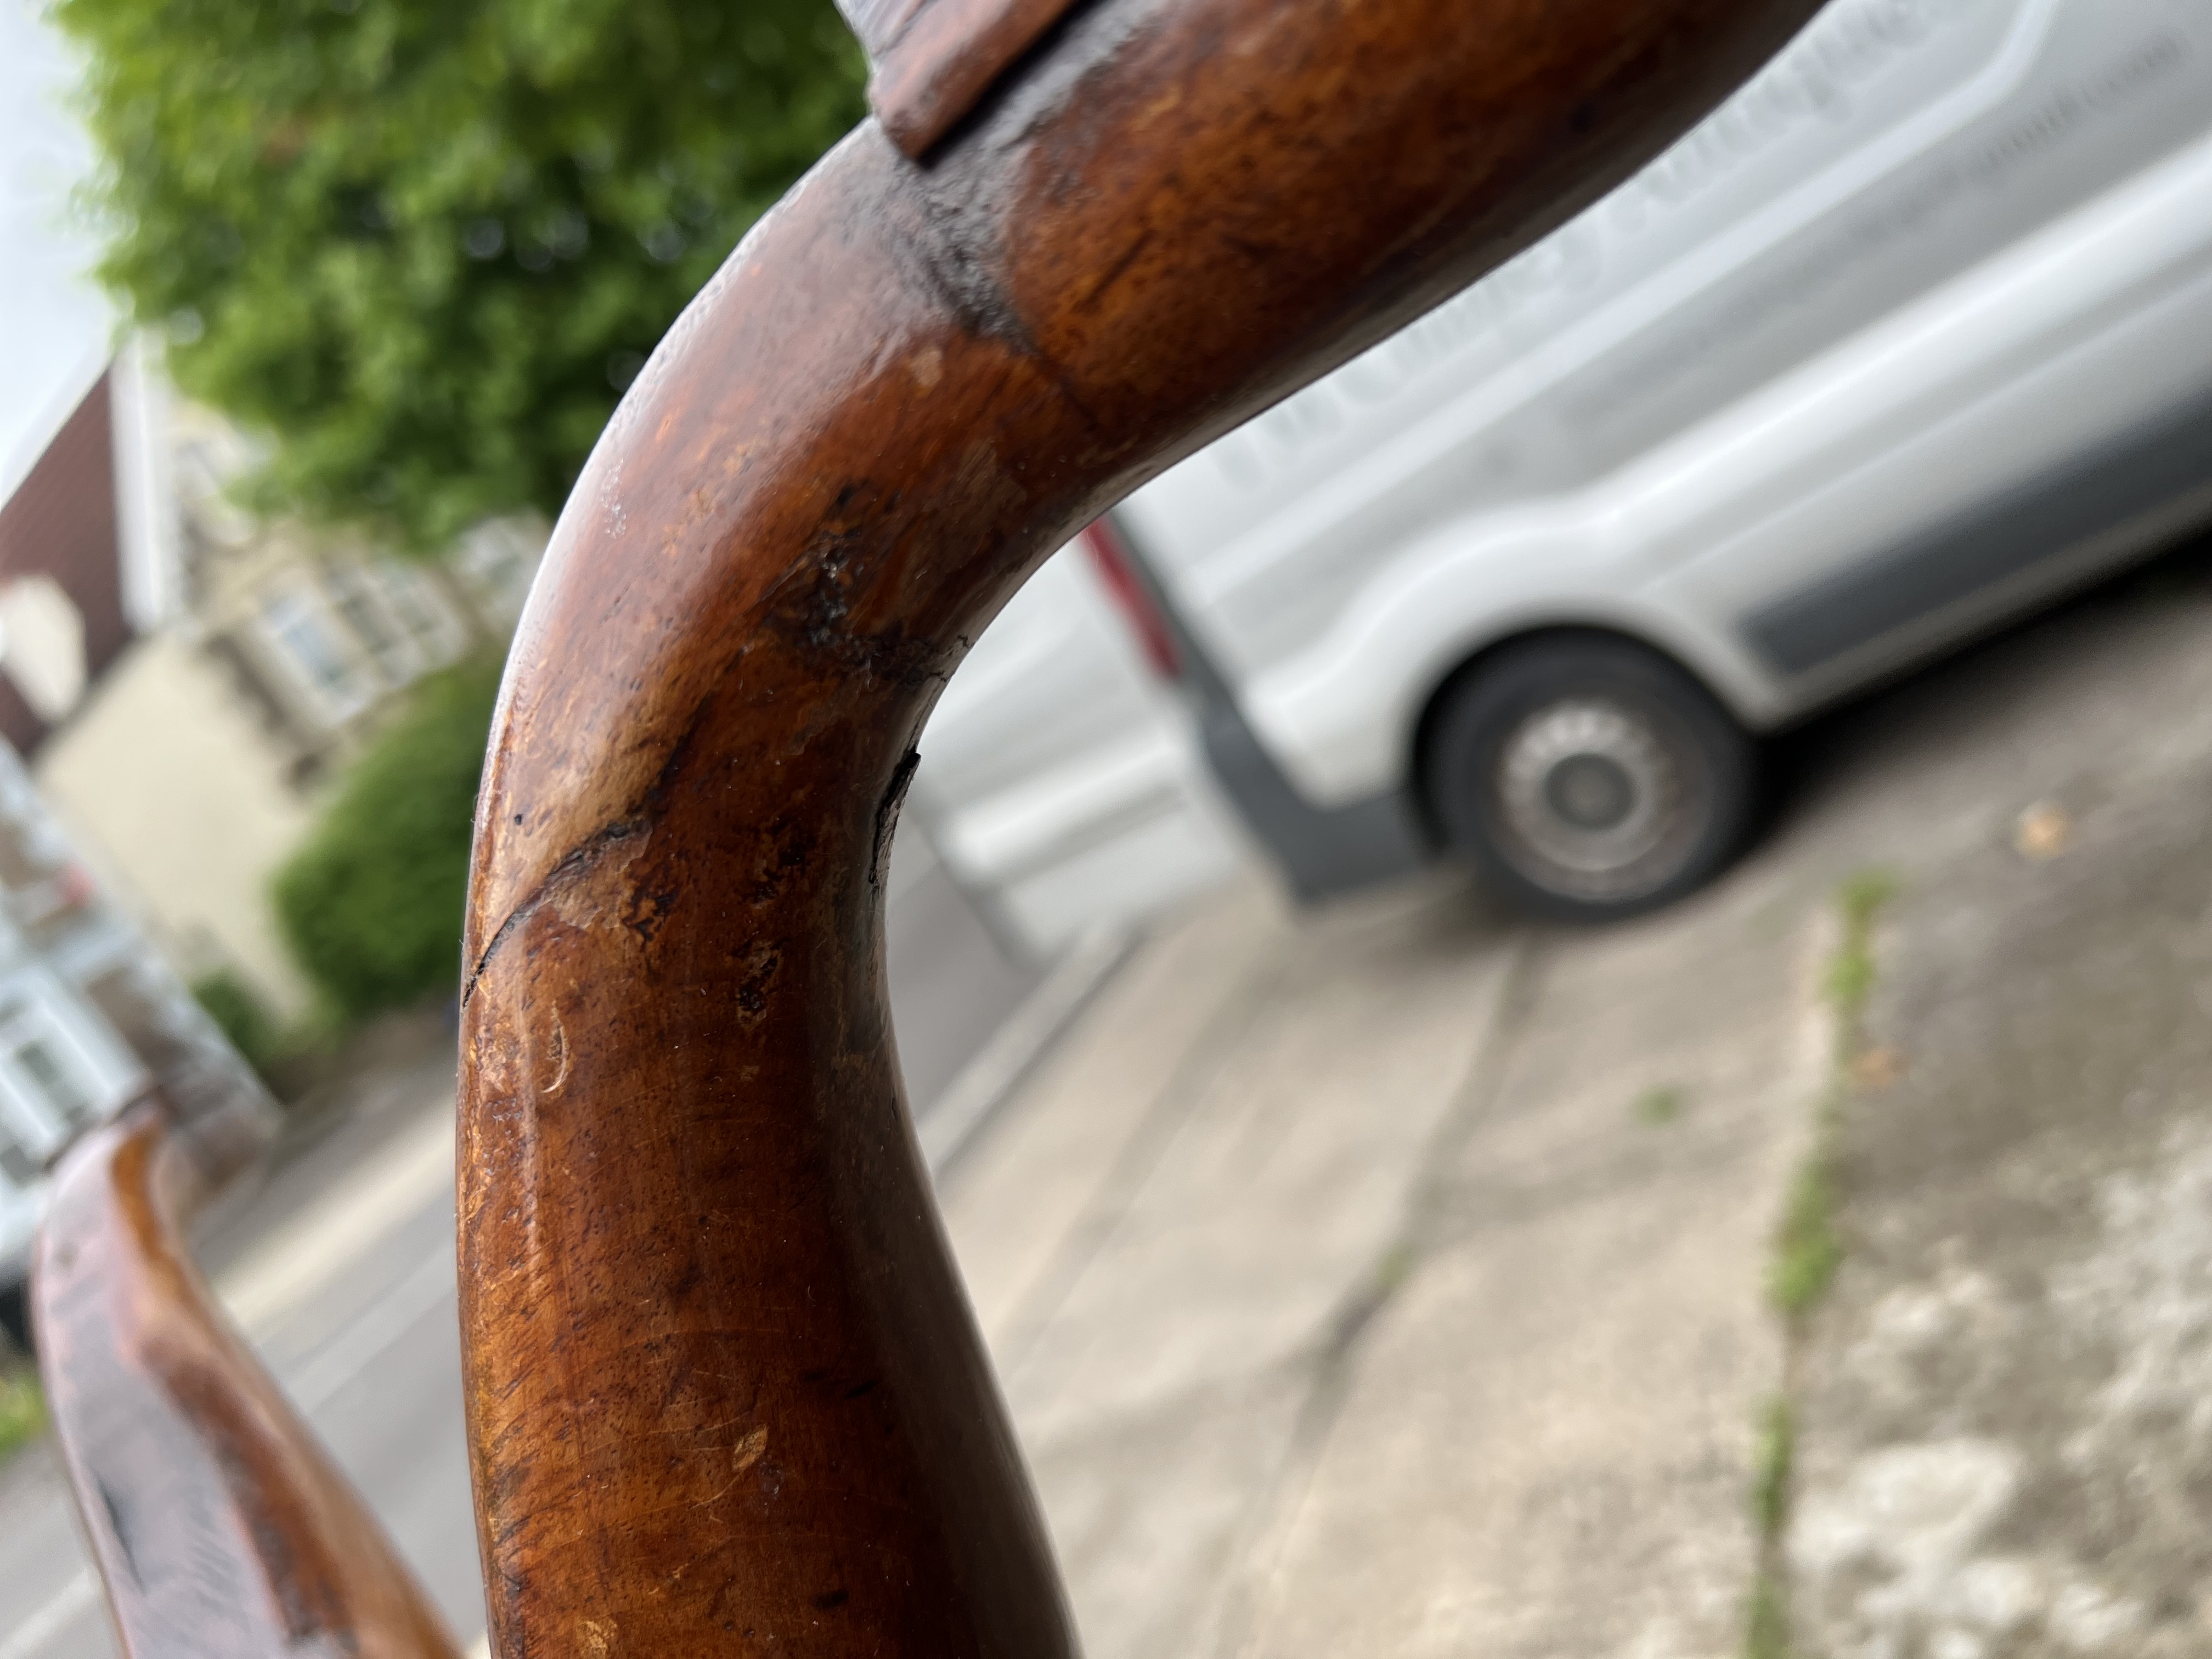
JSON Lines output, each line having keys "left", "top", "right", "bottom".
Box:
{"left": 459, "top": 0, "right": 1822, "bottom": 1651}
{"left": 35, "top": 1099, "right": 460, "bottom": 1658}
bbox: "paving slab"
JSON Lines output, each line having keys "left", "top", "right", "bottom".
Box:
{"left": 1236, "top": 862, "right": 1831, "bottom": 1659}
{"left": 1791, "top": 763, "right": 2212, "bottom": 1658}
{"left": 936, "top": 871, "right": 1523, "bottom": 1657}
{"left": 939, "top": 848, "right": 1837, "bottom": 1658}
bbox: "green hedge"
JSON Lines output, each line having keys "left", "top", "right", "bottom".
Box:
{"left": 274, "top": 656, "right": 504, "bottom": 1023}
{"left": 190, "top": 967, "right": 281, "bottom": 1073}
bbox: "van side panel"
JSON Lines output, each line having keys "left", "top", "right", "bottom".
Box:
{"left": 1127, "top": 0, "right": 2208, "bottom": 679}
{"left": 928, "top": 0, "right": 2212, "bottom": 915}
{"left": 1131, "top": 0, "right": 2212, "bottom": 812}
{"left": 1746, "top": 386, "right": 2212, "bottom": 675}
{"left": 1243, "top": 129, "right": 2212, "bottom": 804}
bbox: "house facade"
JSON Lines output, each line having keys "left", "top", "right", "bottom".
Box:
{"left": 3, "top": 343, "right": 540, "bottom": 1022}
{"left": 0, "top": 733, "right": 277, "bottom": 1346}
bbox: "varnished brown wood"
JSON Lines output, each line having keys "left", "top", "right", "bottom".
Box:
{"left": 34, "top": 1099, "right": 460, "bottom": 1658}
{"left": 838, "top": 0, "right": 1087, "bottom": 156}
{"left": 460, "top": 1, "right": 1824, "bottom": 1654}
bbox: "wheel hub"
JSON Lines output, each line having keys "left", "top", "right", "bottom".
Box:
{"left": 1495, "top": 698, "right": 1679, "bottom": 888}
{"left": 1543, "top": 753, "right": 1635, "bottom": 830}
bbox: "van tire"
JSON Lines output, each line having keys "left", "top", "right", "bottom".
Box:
{"left": 1425, "top": 636, "right": 1755, "bottom": 921}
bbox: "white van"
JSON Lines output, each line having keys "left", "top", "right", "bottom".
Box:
{"left": 905, "top": 546, "right": 1246, "bottom": 955}
{"left": 913, "top": 0, "right": 2212, "bottom": 936}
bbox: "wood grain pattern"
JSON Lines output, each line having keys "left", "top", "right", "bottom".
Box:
{"left": 459, "top": 0, "right": 1823, "bottom": 1654}
{"left": 34, "top": 1101, "right": 460, "bottom": 1659}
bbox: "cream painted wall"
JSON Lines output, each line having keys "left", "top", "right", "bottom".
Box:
{"left": 35, "top": 632, "right": 316, "bottom": 1019}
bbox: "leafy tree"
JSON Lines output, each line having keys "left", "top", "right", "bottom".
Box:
{"left": 55, "top": 0, "right": 866, "bottom": 547}
{"left": 272, "top": 656, "right": 504, "bottom": 1020}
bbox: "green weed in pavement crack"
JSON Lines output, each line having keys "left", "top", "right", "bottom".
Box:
{"left": 1743, "top": 870, "right": 1895, "bottom": 1658}
{"left": 1751, "top": 1397, "right": 1795, "bottom": 1537}
{"left": 0, "top": 1366, "right": 45, "bottom": 1465}
{"left": 1770, "top": 1155, "right": 1842, "bottom": 1319}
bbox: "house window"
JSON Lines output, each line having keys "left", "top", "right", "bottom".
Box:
{"left": 258, "top": 589, "right": 373, "bottom": 723}
{"left": 9, "top": 1031, "right": 88, "bottom": 1124}
{"left": 324, "top": 561, "right": 475, "bottom": 686}
{"left": 0, "top": 993, "right": 114, "bottom": 1133}
{"left": 323, "top": 564, "right": 417, "bottom": 686}
{"left": 371, "top": 561, "right": 470, "bottom": 667}
{"left": 0, "top": 972, "right": 140, "bottom": 1175}
{"left": 454, "top": 518, "right": 545, "bottom": 633}
{"left": 173, "top": 435, "right": 259, "bottom": 551}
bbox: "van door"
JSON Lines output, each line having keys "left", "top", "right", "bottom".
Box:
{"left": 1644, "top": 0, "right": 2212, "bottom": 701}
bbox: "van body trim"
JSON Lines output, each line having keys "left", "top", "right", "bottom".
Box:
{"left": 1104, "top": 511, "right": 1435, "bottom": 899}
{"left": 1745, "top": 386, "right": 2212, "bottom": 675}
{"left": 1197, "top": 709, "right": 1434, "bottom": 900}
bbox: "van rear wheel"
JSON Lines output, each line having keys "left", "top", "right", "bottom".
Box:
{"left": 1425, "top": 636, "right": 1754, "bottom": 921}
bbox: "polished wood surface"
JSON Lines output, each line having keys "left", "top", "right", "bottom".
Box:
{"left": 460, "top": 0, "right": 1823, "bottom": 1653}
{"left": 34, "top": 1101, "right": 459, "bottom": 1659}
{"left": 838, "top": 0, "right": 1088, "bottom": 156}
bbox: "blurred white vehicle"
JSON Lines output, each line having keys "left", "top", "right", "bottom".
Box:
{"left": 919, "top": 0, "right": 2212, "bottom": 931}
{"left": 905, "top": 548, "right": 1244, "bottom": 956}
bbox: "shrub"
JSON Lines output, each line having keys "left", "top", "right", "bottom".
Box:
{"left": 274, "top": 656, "right": 503, "bottom": 1023}
{"left": 190, "top": 967, "right": 281, "bottom": 1074}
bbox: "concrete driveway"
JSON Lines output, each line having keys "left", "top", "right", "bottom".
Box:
{"left": 9, "top": 531, "right": 2212, "bottom": 1658}
{"left": 934, "top": 530, "right": 2212, "bottom": 1658}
